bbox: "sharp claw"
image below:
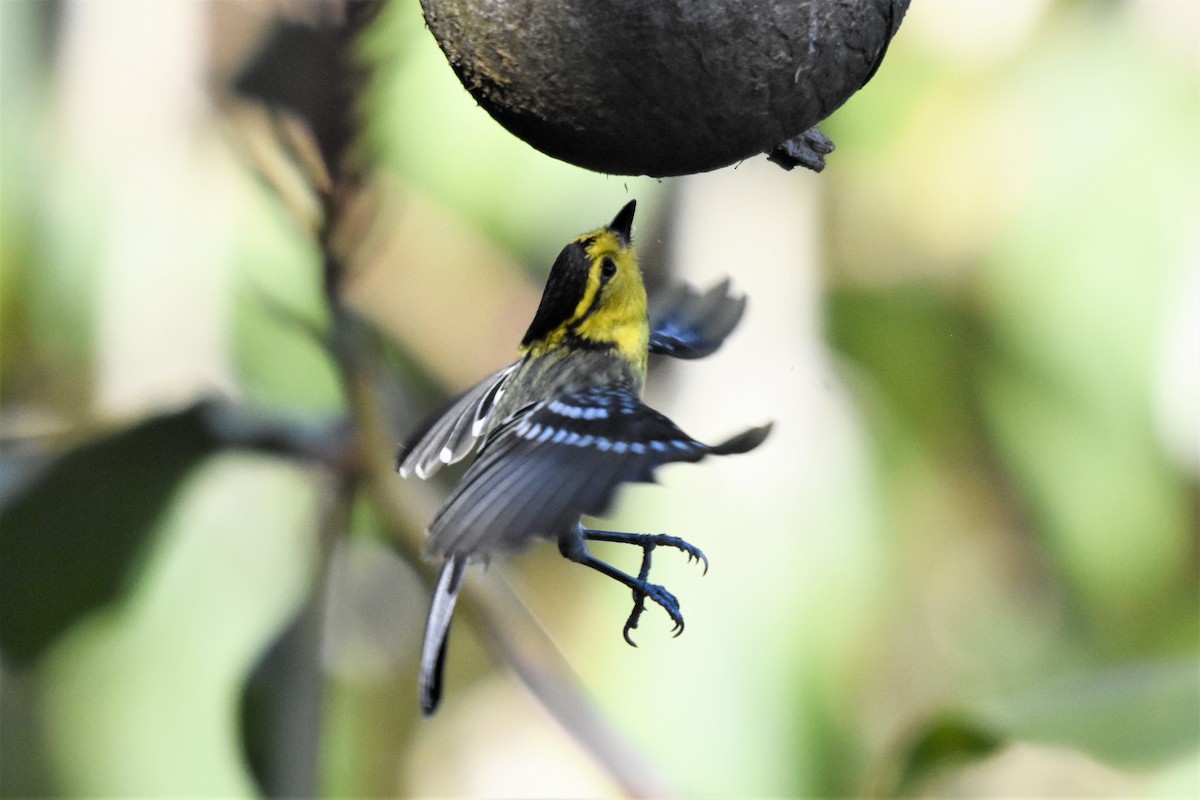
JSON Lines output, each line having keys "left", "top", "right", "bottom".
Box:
{"left": 624, "top": 600, "right": 645, "bottom": 646}
{"left": 624, "top": 584, "right": 648, "bottom": 646}
{"left": 657, "top": 536, "right": 707, "bottom": 575}
{"left": 618, "top": 581, "right": 689, "bottom": 644}
{"left": 577, "top": 529, "right": 704, "bottom": 644}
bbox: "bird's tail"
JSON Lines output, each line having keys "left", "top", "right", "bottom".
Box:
{"left": 419, "top": 556, "right": 465, "bottom": 716}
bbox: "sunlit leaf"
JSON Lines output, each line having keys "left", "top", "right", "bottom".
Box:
{"left": 0, "top": 405, "right": 217, "bottom": 666}
{"left": 0, "top": 401, "right": 347, "bottom": 666}
{"left": 890, "top": 714, "right": 1003, "bottom": 797}
{"left": 978, "top": 658, "right": 1200, "bottom": 769}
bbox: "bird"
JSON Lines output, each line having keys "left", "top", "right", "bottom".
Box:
{"left": 397, "top": 200, "right": 771, "bottom": 715}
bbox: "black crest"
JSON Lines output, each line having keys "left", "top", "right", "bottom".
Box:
{"left": 608, "top": 200, "right": 636, "bottom": 245}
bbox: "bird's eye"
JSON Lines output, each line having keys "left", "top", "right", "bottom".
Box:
{"left": 600, "top": 258, "right": 617, "bottom": 281}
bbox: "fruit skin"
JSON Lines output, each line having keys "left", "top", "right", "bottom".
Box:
{"left": 420, "top": 0, "right": 909, "bottom": 177}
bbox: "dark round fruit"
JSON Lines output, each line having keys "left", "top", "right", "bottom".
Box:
{"left": 420, "top": 0, "right": 909, "bottom": 176}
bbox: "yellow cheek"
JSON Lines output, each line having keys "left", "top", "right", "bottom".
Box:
{"left": 575, "top": 284, "right": 649, "bottom": 364}
{"left": 571, "top": 268, "right": 602, "bottom": 323}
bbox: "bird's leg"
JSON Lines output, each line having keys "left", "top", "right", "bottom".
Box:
{"left": 583, "top": 528, "right": 710, "bottom": 644}
{"left": 558, "top": 525, "right": 707, "bottom": 646}
{"left": 624, "top": 536, "right": 656, "bottom": 643}
{"left": 582, "top": 529, "right": 709, "bottom": 574}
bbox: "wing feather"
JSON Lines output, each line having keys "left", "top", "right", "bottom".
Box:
{"left": 397, "top": 363, "right": 518, "bottom": 479}
{"left": 648, "top": 278, "right": 747, "bottom": 359}
{"left": 426, "top": 385, "right": 771, "bottom": 559}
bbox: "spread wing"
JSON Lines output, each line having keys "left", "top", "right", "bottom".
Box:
{"left": 399, "top": 279, "right": 743, "bottom": 478}
{"left": 648, "top": 278, "right": 746, "bottom": 360}
{"left": 425, "top": 384, "right": 771, "bottom": 559}
{"left": 397, "top": 363, "right": 518, "bottom": 480}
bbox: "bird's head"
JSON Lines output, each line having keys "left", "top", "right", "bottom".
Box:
{"left": 520, "top": 200, "right": 649, "bottom": 368}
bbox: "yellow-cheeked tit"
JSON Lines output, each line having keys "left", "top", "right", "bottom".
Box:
{"left": 398, "top": 201, "right": 771, "bottom": 715}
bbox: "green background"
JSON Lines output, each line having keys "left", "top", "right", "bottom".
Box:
{"left": 1, "top": 0, "right": 1197, "bottom": 796}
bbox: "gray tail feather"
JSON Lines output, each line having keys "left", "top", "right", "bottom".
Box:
{"left": 419, "top": 556, "right": 465, "bottom": 716}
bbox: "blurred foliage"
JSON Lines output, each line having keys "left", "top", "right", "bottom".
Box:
{"left": 976, "top": 657, "right": 1199, "bottom": 768}
{"left": 886, "top": 714, "right": 1005, "bottom": 797}
{"left": 1, "top": 0, "right": 1197, "bottom": 798}
{"left": 0, "top": 404, "right": 223, "bottom": 666}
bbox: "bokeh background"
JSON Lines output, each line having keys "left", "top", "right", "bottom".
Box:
{"left": 1, "top": 0, "right": 1197, "bottom": 797}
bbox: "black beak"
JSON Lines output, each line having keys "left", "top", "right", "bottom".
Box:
{"left": 608, "top": 200, "right": 636, "bottom": 245}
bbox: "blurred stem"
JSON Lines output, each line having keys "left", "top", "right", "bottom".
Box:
{"left": 334, "top": 313, "right": 674, "bottom": 797}
{"left": 236, "top": 6, "right": 680, "bottom": 781}
{"left": 314, "top": 177, "right": 673, "bottom": 794}
{"left": 469, "top": 572, "right": 678, "bottom": 798}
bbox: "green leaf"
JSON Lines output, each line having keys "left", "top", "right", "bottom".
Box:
{"left": 240, "top": 603, "right": 323, "bottom": 799}
{"left": 0, "top": 404, "right": 217, "bottom": 666}
{"left": 0, "top": 401, "right": 348, "bottom": 666}
{"left": 887, "top": 714, "right": 1004, "bottom": 797}
{"left": 978, "top": 658, "right": 1200, "bottom": 769}
{"left": 869, "top": 659, "right": 1199, "bottom": 797}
